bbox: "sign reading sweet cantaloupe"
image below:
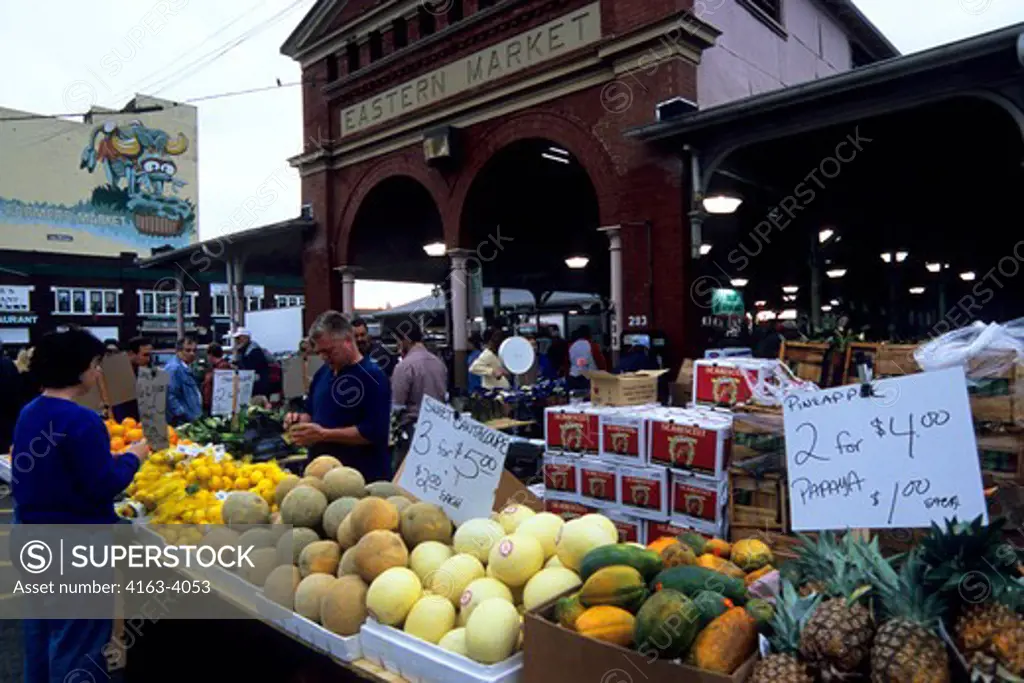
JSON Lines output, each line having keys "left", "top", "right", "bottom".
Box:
{"left": 397, "top": 396, "right": 512, "bottom": 524}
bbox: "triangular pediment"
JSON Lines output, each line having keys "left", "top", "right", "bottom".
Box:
{"left": 282, "top": 0, "right": 387, "bottom": 61}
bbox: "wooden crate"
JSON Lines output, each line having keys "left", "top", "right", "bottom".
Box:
{"left": 874, "top": 343, "right": 920, "bottom": 377}
{"left": 841, "top": 342, "right": 882, "bottom": 385}
{"left": 731, "top": 406, "right": 784, "bottom": 462}
{"left": 730, "top": 526, "right": 810, "bottom": 560}
{"left": 978, "top": 430, "right": 1024, "bottom": 485}
{"left": 670, "top": 359, "right": 694, "bottom": 407}
{"left": 728, "top": 468, "right": 787, "bottom": 533}
{"left": 780, "top": 341, "right": 830, "bottom": 385}
{"left": 969, "top": 361, "right": 1024, "bottom": 427}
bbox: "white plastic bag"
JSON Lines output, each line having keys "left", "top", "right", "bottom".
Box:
{"left": 914, "top": 318, "right": 1024, "bottom": 379}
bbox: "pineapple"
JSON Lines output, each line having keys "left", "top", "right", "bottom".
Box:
{"left": 797, "top": 532, "right": 876, "bottom": 678}
{"left": 956, "top": 601, "right": 1024, "bottom": 677}
{"left": 860, "top": 546, "right": 950, "bottom": 683}
{"left": 750, "top": 579, "right": 819, "bottom": 683}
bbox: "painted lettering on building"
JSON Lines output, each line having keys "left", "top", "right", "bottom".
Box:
{"left": 341, "top": 2, "right": 602, "bottom": 136}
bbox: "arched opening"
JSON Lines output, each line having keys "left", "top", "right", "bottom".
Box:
{"left": 348, "top": 175, "right": 447, "bottom": 285}
{"left": 459, "top": 138, "right": 608, "bottom": 337}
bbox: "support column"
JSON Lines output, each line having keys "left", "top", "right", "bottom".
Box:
{"left": 174, "top": 270, "right": 185, "bottom": 340}
{"left": 600, "top": 226, "right": 623, "bottom": 367}
{"left": 225, "top": 260, "right": 236, "bottom": 334}
{"left": 339, "top": 266, "right": 357, "bottom": 316}
{"left": 449, "top": 249, "right": 470, "bottom": 391}
{"left": 231, "top": 256, "right": 246, "bottom": 330}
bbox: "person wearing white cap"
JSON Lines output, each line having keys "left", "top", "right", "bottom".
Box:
{"left": 232, "top": 327, "right": 271, "bottom": 397}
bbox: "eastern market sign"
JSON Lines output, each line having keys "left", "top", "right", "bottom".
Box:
{"left": 341, "top": 2, "right": 603, "bottom": 136}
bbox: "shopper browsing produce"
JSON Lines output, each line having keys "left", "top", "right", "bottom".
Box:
{"left": 285, "top": 311, "right": 392, "bottom": 482}
{"left": 164, "top": 335, "right": 202, "bottom": 425}
{"left": 469, "top": 329, "right": 510, "bottom": 389}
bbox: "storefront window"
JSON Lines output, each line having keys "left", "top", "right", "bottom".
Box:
{"left": 56, "top": 290, "right": 70, "bottom": 313}
{"left": 72, "top": 290, "right": 87, "bottom": 314}
{"left": 142, "top": 292, "right": 155, "bottom": 315}
{"left": 212, "top": 294, "right": 228, "bottom": 317}
{"left": 104, "top": 291, "right": 118, "bottom": 313}
{"left": 89, "top": 291, "right": 102, "bottom": 314}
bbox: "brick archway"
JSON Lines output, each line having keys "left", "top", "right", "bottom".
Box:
{"left": 448, "top": 110, "right": 620, "bottom": 247}
{"left": 336, "top": 153, "right": 451, "bottom": 265}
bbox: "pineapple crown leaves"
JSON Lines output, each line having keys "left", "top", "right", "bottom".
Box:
{"left": 858, "top": 545, "right": 947, "bottom": 628}
{"left": 920, "top": 515, "right": 1020, "bottom": 602}
{"left": 768, "top": 578, "right": 823, "bottom": 656}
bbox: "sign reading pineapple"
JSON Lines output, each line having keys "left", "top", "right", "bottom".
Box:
{"left": 783, "top": 366, "right": 988, "bottom": 531}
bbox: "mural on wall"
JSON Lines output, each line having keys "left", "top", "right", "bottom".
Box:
{"left": 0, "top": 104, "right": 198, "bottom": 256}
{"left": 79, "top": 120, "right": 196, "bottom": 239}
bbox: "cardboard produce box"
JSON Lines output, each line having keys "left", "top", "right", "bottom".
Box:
{"left": 543, "top": 494, "right": 597, "bottom": 521}
{"left": 617, "top": 464, "right": 669, "bottom": 521}
{"left": 601, "top": 507, "right": 647, "bottom": 544}
{"left": 578, "top": 459, "right": 620, "bottom": 508}
{"left": 648, "top": 408, "right": 732, "bottom": 480}
{"left": 671, "top": 472, "right": 729, "bottom": 531}
{"left": 599, "top": 408, "right": 650, "bottom": 465}
{"left": 542, "top": 452, "right": 581, "bottom": 496}
{"left": 544, "top": 404, "right": 603, "bottom": 455}
{"left": 524, "top": 598, "right": 755, "bottom": 683}
{"left": 587, "top": 369, "right": 668, "bottom": 406}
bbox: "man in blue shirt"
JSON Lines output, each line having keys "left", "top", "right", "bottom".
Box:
{"left": 165, "top": 335, "right": 202, "bottom": 425}
{"left": 286, "top": 311, "right": 392, "bottom": 482}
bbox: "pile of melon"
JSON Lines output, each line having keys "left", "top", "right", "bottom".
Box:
{"left": 246, "top": 456, "right": 622, "bottom": 664}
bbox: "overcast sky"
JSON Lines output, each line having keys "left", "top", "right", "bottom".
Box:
{"left": 1, "top": 0, "right": 1022, "bottom": 308}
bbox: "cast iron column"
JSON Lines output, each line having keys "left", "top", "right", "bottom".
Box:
{"left": 600, "top": 225, "right": 623, "bottom": 367}
{"left": 339, "top": 267, "right": 356, "bottom": 316}
{"left": 449, "top": 249, "right": 470, "bottom": 391}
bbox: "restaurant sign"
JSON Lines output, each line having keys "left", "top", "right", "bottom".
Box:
{"left": 0, "top": 314, "right": 37, "bottom": 325}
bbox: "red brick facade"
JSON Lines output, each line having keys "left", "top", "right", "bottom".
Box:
{"left": 287, "top": 0, "right": 713, "bottom": 362}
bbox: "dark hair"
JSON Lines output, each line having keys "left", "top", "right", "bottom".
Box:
{"left": 576, "top": 325, "right": 592, "bottom": 340}
{"left": 468, "top": 331, "right": 483, "bottom": 349}
{"left": 208, "top": 342, "right": 224, "bottom": 359}
{"left": 31, "top": 329, "right": 105, "bottom": 389}
{"left": 103, "top": 338, "right": 120, "bottom": 350}
{"left": 128, "top": 336, "right": 152, "bottom": 354}
{"left": 351, "top": 317, "right": 367, "bottom": 329}
{"left": 487, "top": 328, "right": 504, "bottom": 349}
{"left": 175, "top": 335, "right": 197, "bottom": 351}
{"left": 397, "top": 325, "right": 424, "bottom": 343}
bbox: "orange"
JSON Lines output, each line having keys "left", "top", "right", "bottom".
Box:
{"left": 125, "top": 428, "right": 143, "bottom": 442}
{"left": 109, "top": 424, "right": 125, "bottom": 437}
{"left": 122, "top": 418, "right": 137, "bottom": 429}
{"left": 110, "top": 437, "right": 125, "bottom": 452}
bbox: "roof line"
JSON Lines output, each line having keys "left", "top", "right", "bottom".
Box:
{"left": 626, "top": 21, "right": 1024, "bottom": 141}
{"left": 137, "top": 217, "right": 315, "bottom": 268}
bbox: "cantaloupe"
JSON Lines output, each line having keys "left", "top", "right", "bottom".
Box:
{"left": 579, "top": 514, "right": 619, "bottom": 543}
{"left": 281, "top": 485, "right": 328, "bottom": 529}
{"left": 337, "top": 515, "right": 358, "bottom": 550}
{"left": 429, "top": 553, "right": 486, "bottom": 606}
{"left": 366, "top": 567, "right": 421, "bottom": 626}
{"left": 522, "top": 567, "right": 582, "bottom": 612}
{"left": 453, "top": 518, "right": 505, "bottom": 563}
{"left": 243, "top": 547, "right": 281, "bottom": 586}
{"left": 465, "top": 598, "right": 520, "bottom": 664}
{"left": 365, "top": 481, "right": 406, "bottom": 498}
{"left": 222, "top": 491, "right": 270, "bottom": 526}
{"left": 438, "top": 628, "right": 469, "bottom": 656}
{"left": 488, "top": 534, "right": 544, "bottom": 588}
{"left": 304, "top": 455, "right": 342, "bottom": 479}
{"left": 353, "top": 530, "right": 408, "bottom": 583}
{"left": 349, "top": 497, "right": 400, "bottom": 538}
{"left": 555, "top": 517, "right": 616, "bottom": 572}
{"left": 274, "top": 474, "right": 301, "bottom": 506}
{"left": 320, "top": 575, "right": 368, "bottom": 636}
{"left": 294, "top": 574, "right": 338, "bottom": 622}
{"left": 238, "top": 528, "right": 277, "bottom": 550}
{"left": 388, "top": 496, "right": 412, "bottom": 513}
{"left": 516, "top": 512, "right": 565, "bottom": 559}
{"left": 322, "top": 497, "right": 359, "bottom": 539}
{"left": 409, "top": 541, "right": 453, "bottom": 582}
{"left": 299, "top": 540, "right": 341, "bottom": 577}
{"left": 201, "top": 526, "right": 240, "bottom": 550}
{"left": 400, "top": 503, "right": 453, "bottom": 548}
{"left": 458, "top": 577, "right": 514, "bottom": 626}
{"left": 263, "top": 564, "right": 301, "bottom": 609}
{"left": 405, "top": 594, "right": 456, "bottom": 644}
{"left": 338, "top": 546, "right": 358, "bottom": 577}
{"left": 496, "top": 504, "right": 536, "bottom": 534}
{"left": 298, "top": 476, "right": 327, "bottom": 494}
{"left": 277, "top": 527, "right": 320, "bottom": 566}
{"left": 322, "top": 467, "right": 365, "bottom": 501}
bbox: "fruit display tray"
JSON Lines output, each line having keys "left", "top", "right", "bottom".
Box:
{"left": 251, "top": 589, "right": 363, "bottom": 662}
{"left": 361, "top": 618, "right": 523, "bottom": 683}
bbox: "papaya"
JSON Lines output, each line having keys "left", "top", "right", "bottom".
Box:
{"left": 576, "top": 606, "right": 635, "bottom": 647}
{"left": 678, "top": 532, "right": 707, "bottom": 556}
{"left": 660, "top": 542, "right": 696, "bottom": 568}
{"left": 692, "top": 590, "right": 731, "bottom": 627}
{"left": 744, "top": 598, "right": 774, "bottom": 625}
{"left": 730, "top": 538, "right": 773, "bottom": 571}
{"left": 579, "top": 566, "right": 648, "bottom": 613}
{"left": 744, "top": 564, "right": 776, "bottom": 587}
{"left": 695, "top": 554, "right": 746, "bottom": 580}
{"left": 652, "top": 565, "right": 747, "bottom": 605}
{"left": 646, "top": 536, "right": 678, "bottom": 554}
{"left": 690, "top": 607, "right": 758, "bottom": 674}
{"left": 705, "top": 538, "right": 732, "bottom": 558}
{"left": 633, "top": 589, "right": 701, "bottom": 660}
{"left": 554, "top": 592, "right": 586, "bottom": 630}
{"left": 579, "top": 544, "right": 663, "bottom": 582}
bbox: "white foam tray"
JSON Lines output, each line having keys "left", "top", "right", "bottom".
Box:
{"left": 249, "top": 588, "right": 362, "bottom": 661}
{"left": 361, "top": 619, "right": 523, "bottom": 683}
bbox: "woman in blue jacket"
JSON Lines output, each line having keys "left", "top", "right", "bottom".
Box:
{"left": 12, "top": 328, "right": 149, "bottom": 683}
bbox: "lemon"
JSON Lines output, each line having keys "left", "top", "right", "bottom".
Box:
{"left": 234, "top": 477, "right": 250, "bottom": 490}
{"left": 210, "top": 476, "right": 222, "bottom": 490}
{"left": 250, "top": 471, "right": 264, "bottom": 484}
{"left": 210, "top": 463, "right": 223, "bottom": 477}
{"left": 196, "top": 466, "right": 211, "bottom": 480}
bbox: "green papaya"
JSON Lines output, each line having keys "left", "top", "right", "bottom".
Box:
{"left": 651, "top": 565, "right": 748, "bottom": 605}
{"left": 678, "top": 532, "right": 707, "bottom": 556}
{"left": 554, "top": 592, "right": 586, "bottom": 630}
{"left": 745, "top": 598, "right": 774, "bottom": 625}
{"left": 579, "top": 565, "right": 649, "bottom": 613}
{"left": 692, "top": 590, "right": 731, "bottom": 627}
{"left": 579, "top": 544, "right": 664, "bottom": 582}
{"left": 633, "top": 589, "right": 701, "bottom": 660}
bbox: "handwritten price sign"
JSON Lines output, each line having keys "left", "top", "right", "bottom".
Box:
{"left": 784, "top": 366, "right": 988, "bottom": 531}
{"left": 397, "top": 395, "right": 511, "bottom": 524}
{"left": 137, "top": 368, "right": 170, "bottom": 451}
{"left": 211, "top": 370, "right": 255, "bottom": 417}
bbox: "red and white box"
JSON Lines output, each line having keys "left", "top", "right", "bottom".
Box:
{"left": 578, "top": 459, "right": 619, "bottom": 508}
{"left": 617, "top": 464, "right": 669, "bottom": 521}
{"left": 544, "top": 403, "right": 602, "bottom": 455}
{"left": 693, "top": 359, "right": 782, "bottom": 407}
{"left": 601, "top": 508, "right": 646, "bottom": 545}
{"left": 542, "top": 453, "right": 580, "bottom": 497}
{"left": 599, "top": 408, "right": 649, "bottom": 465}
{"left": 648, "top": 408, "right": 732, "bottom": 479}
{"left": 671, "top": 471, "right": 729, "bottom": 531}
{"left": 544, "top": 495, "right": 596, "bottom": 522}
